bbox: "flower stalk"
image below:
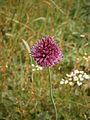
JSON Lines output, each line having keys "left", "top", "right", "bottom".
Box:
{"left": 48, "top": 68, "right": 57, "bottom": 120}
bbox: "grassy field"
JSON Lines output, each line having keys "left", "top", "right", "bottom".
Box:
{"left": 0, "top": 0, "right": 90, "bottom": 120}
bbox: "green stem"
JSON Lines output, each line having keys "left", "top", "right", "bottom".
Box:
{"left": 30, "top": 56, "right": 33, "bottom": 82}
{"left": 48, "top": 68, "right": 57, "bottom": 120}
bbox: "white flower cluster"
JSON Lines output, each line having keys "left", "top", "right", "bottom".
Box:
{"left": 32, "top": 64, "right": 43, "bottom": 72}
{"left": 83, "top": 56, "right": 90, "bottom": 62}
{"left": 60, "top": 69, "right": 90, "bottom": 86}
{"left": 83, "top": 53, "right": 90, "bottom": 62}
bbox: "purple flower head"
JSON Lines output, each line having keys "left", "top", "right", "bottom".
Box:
{"left": 31, "top": 36, "right": 63, "bottom": 67}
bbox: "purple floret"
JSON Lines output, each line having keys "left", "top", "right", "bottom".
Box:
{"left": 31, "top": 36, "right": 63, "bottom": 67}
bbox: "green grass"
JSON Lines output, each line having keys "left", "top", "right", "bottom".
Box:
{"left": 0, "top": 0, "right": 89, "bottom": 120}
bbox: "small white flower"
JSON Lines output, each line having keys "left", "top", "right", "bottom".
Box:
{"left": 73, "top": 73, "right": 76, "bottom": 76}
{"left": 74, "top": 76, "right": 78, "bottom": 81}
{"left": 80, "top": 77, "right": 84, "bottom": 81}
{"left": 84, "top": 53, "right": 87, "bottom": 56}
{"left": 60, "top": 81, "right": 64, "bottom": 84}
{"left": 74, "top": 69, "right": 79, "bottom": 74}
{"left": 36, "top": 65, "right": 39, "bottom": 68}
{"left": 65, "top": 80, "right": 68, "bottom": 84}
{"left": 61, "top": 78, "right": 64, "bottom": 81}
{"left": 83, "top": 73, "right": 87, "bottom": 77}
{"left": 32, "top": 64, "right": 35, "bottom": 67}
{"left": 39, "top": 67, "right": 43, "bottom": 70}
{"left": 86, "top": 59, "right": 88, "bottom": 62}
{"left": 84, "top": 75, "right": 89, "bottom": 79}
{"left": 66, "top": 74, "right": 71, "bottom": 77}
{"left": 79, "top": 74, "right": 82, "bottom": 78}
{"left": 79, "top": 71, "right": 84, "bottom": 74}
{"left": 71, "top": 72, "right": 74, "bottom": 76}
{"left": 77, "top": 81, "right": 82, "bottom": 86}
{"left": 32, "top": 69, "right": 35, "bottom": 71}
{"left": 69, "top": 78, "right": 72, "bottom": 81}
{"left": 88, "top": 56, "right": 90, "bottom": 59}
{"left": 83, "top": 73, "right": 89, "bottom": 79}
{"left": 6, "top": 64, "right": 8, "bottom": 68}
{"left": 69, "top": 82, "right": 73, "bottom": 86}
{"left": 83, "top": 56, "right": 86, "bottom": 59}
{"left": 80, "top": 34, "right": 85, "bottom": 38}
{"left": 37, "top": 68, "right": 40, "bottom": 70}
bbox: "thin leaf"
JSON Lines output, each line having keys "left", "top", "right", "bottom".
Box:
{"left": 22, "top": 39, "right": 31, "bottom": 54}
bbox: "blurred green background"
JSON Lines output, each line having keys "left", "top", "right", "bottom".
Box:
{"left": 0, "top": 0, "right": 90, "bottom": 120}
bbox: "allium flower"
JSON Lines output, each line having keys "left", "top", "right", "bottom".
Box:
{"left": 31, "top": 36, "right": 63, "bottom": 67}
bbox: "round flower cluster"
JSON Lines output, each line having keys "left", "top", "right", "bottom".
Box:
{"left": 60, "top": 69, "right": 89, "bottom": 86}
{"left": 31, "top": 36, "right": 63, "bottom": 67}
{"left": 32, "top": 64, "right": 43, "bottom": 72}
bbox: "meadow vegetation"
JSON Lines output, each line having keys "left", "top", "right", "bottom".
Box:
{"left": 0, "top": 0, "right": 90, "bottom": 119}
